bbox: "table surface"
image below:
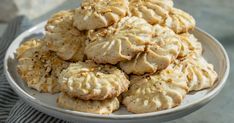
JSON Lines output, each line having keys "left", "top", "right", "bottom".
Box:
{"left": 1, "top": 0, "right": 234, "bottom": 123}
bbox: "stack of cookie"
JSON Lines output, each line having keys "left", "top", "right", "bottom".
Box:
{"left": 17, "top": 0, "right": 218, "bottom": 114}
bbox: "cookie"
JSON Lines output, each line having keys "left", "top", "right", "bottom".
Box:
{"left": 129, "top": 0, "right": 173, "bottom": 24}
{"left": 122, "top": 63, "right": 188, "bottom": 113}
{"left": 57, "top": 93, "right": 119, "bottom": 114}
{"left": 59, "top": 61, "right": 130, "bottom": 100}
{"left": 45, "top": 10, "right": 87, "bottom": 62}
{"left": 165, "top": 8, "right": 196, "bottom": 34}
{"left": 17, "top": 40, "right": 69, "bottom": 93}
{"left": 16, "top": 39, "right": 41, "bottom": 59}
{"left": 179, "top": 54, "right": 218, "bottom": 91}
{"left": 157, "top": 0, "right": 174, "bottom": 7}
{"left": 129, "top": 0, "right": 195, "bottom": 34}
{"left": 178, "top": 33, "right": 202, "bottom": 58}
{"left": 120, "top": 25, "right": 181, "bottom": 75}
{"left": 73, "top": 0, "right": 129, "bottom": 30}
{"left": 85, "top": 17, "right": 153, "bottom": 64}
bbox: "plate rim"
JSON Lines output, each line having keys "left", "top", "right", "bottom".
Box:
{"left": 4, "top": 21, "right": 230, "bottom": 120}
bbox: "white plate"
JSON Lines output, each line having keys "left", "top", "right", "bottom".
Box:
{"left": 4, "top": 22, "right": 230, "bottom": 123}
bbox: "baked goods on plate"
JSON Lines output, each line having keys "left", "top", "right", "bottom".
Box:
{"left": 59, "top": 61, "right": 130, "bottom": 100}
{"left": 14, "top": 0, "right": 219, "bottom": 115}
{"left": 17, "top": 39, "right": 69, "bottom": 93}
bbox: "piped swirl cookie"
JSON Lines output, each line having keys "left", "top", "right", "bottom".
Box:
{"left": 178, "top": 33, "right": 202, "bottom": 58}
{"left": 57, "top": 93, "right": 120, "bottom": 114}
{"left": 85, "top": 17, "right": 153, "bottom": 64}
{"left": 129, "top": 0, "right": 195, "bottom": 34}
{"left": 17, "top": 40, "right": 69, "bottom": 93}
{"left": 120, "top": 25, "right": 181, "bottom": 75}
{"left": 165, "top": 8, "right": 196, "bottom": 34}
{"left": 45, "top": 10, "right": 87, "bottom": 62}
{"left": 59, "top": 61, "right": 130, "bottom": 100}
{"left": 129, "top": 0, "right": 173, "bottom": 25}
{"left": 178, "top": 54, "right": 218, "bottom": 91}
{"left": 73, "top": 0, "right": 129, "bottom": 30}
{"left": 122, "top": 63, "right": 188, "bottom": 113}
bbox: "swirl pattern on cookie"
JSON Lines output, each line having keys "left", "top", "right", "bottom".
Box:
{"left": 129, "top": 0, "right": 173, "bottom": 24}
{"left": 123, "top": 63, "right": 188, "bottom": 113}
{"left": 59, "top": 61, "right": 130, "bottom": 100}
{"left": 85, "top": 17, "right": 153, "bottom": 64}
{"left": 179, "top": 54, "right": 218, "bottom": 91}
{"left": 178, "top": 33, "right": 202, "bottom": 58}
{"left": 120, "top": 25, "right": 181, "bottom": 75}
{"left": 73, "top": 0, "right": 129, "bottom": 30}
{"left": 165, "top": 8, "right": 195, "bottom": 34}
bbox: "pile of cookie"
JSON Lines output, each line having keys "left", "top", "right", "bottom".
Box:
{"left": 17, "top": 0, "right": 218, "bottom": 114}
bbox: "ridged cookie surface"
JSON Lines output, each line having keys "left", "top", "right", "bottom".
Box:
{"left": 179, "top": 54, "right": 218, "bottom": 91}
{"left": 123, "top": 63, "right": 188, "bottom": 113}
{"left": 85, "top": 17, "right": 153, "bottom": 64}
{"left": 129, "top": 0, "right": 195, "bottom": 34}
{"left": 129, "top": 0, "right": 173, "bottom": 24}
{"left": 178, "top": 33, "right": 202, "bottom": 58}
{"left": 17, "top": 40, "right": 69, "bottom": 93}
{"left": 120, "top": 25, "right": 181, "bottom": 75}
{"left": 165, "top": 8, "right": 195, "bottom": 34}
{"left": 57, "top": 93, "right": 119, "bottom": 114}
{"left": 59, "top": 61, "right": 130, "bottom": 100}
{"left": 45, "top": 10, "right": 87, "bottom": 62}
{"left": 73, "top": 0, "right": 129, "bottom": 30}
